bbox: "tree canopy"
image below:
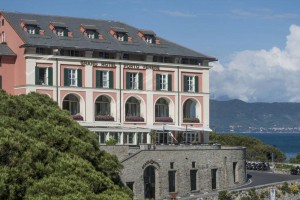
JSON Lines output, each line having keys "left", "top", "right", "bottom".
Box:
{"left": 0, "top": 91, "right": 132, "bottom": 199}
{"left": 210, "top": 132, "right": 286, "bottom": 162}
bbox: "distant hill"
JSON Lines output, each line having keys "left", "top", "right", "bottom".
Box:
{"left": 210, "top": 99, "right": 300, "bottom": 133}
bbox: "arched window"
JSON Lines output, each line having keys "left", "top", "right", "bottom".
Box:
{"left": 183, "top": 99, "right": 196, "bottom": 118}
{"left": 62, "top": 94, "right": 79, "bottom": 115}
{"left": 125, "top": 97, "right": 140, "bottom": 117}
{"left": 155, "top": 98, "right": 169, "bottom": 118}
{"left": 95, "top": 96, "right": 110, "bottom": 116}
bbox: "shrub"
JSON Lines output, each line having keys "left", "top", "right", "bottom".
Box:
{"left": 105, "top": 138, "right": 117, "bottom": 145}
{"left": 218, "top": 190, "right": 232, "bottom": 200}
{"left": 125, "top": 116, "right": 144, "bottom": 122}
{"left": 183, "top": 117, "right": 199, "bottom": 123}
{"left": 290, "top": 184, "right": 299, "bottom": 194}
{"left": 155, "top": 117, "right": 173, "bottom": 122}
{"left": 95, "top": 115, "right": 114, "bottom": 121}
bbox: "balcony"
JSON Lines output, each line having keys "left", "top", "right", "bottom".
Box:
{"left": 125, "top": 116, "right": 144, "bottom": 122}
{"left": 95, "top": 115, "right": 114, "bottom": 121}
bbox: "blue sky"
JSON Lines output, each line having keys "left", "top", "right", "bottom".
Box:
{"left": 1, "top": 0, "right": 300, "bottom": 102}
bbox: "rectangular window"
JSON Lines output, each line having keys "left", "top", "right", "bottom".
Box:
{"left": 192, "top": 161, "right": 196, "bottom": 168}
{"left": 145, "top": 35, "right": 153, "bottom": 43}
{"left": 87, "top": 30, "right": 95, "bottom": 39}
{"left": 102, "top": 71, "right": 109, "bottom": 88}
{"left": 69, "top": 69, "right": 77, "bottom": 86}
{"left": 0, "top": 75, "right": 2, "bottom": 89}
{"left": 99, "top": 52, "right": 110, "bottom": 59}
{"left": 123, "top": 133, "right": 134, "bottom": 144}
{"left": 190, "top": 170, "right": 197, "bottom": 191}
{"left": 211, "top": 169, "right": 217, "bottom": 190}
{"left": 117, "top": 33, "right": 124, "bottom": 41}
{"left": 56, "top": 28, "right": 65, "bottom": 36}
{"left": 1, "top": 19, "right": 4, "bottom": 26}
{"left": 36, "top": 48, "right": 45, "bottom": 54}
{"left": 35, "top": 67, "right": 53, "bottom": 86}
{"left": 170, "top": 162, "right": 174, "bottom": 169}
{"left": 160, "top": 74, "right": 168, "bottom": 90}
{"left": 233, "top": 162, "right": 237, "bottom": 183}
{"left": 98, "top": 132, "right": 106, "bottom": 144}
{"left": 27, "top": 26, "right": 36, "bottom": 34}
{"left": 187, "top": 76, "right": 195, "bottom": 92}
{"left": 137, "top": 133, "right": 147, "bottom": 144}
{"left": 126, "top": 182, "right": 134, "bottom": 191}
{"left": 130, "top": 73, "right": 138, "bottom": 89}
{"left": 168, "top": 171, "right": 176, "bottom": 193}
{"left": 1, "top": 32, "right": 5, "bottom": 43}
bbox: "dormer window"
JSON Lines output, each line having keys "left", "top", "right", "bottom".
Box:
{"left": 20, "top": 20, "right": 43, "bottom": 35}
{"left": 56, "top": 28, "right": 65, "bottom": 37}
{"left": 145, "top": 35, "right": 153, "bottom": 43}
{"left": 117, "top": 33, "right": 125, "bottom": 41}
{"left": 87, "top": 30, "right": 95, "bottom": 39}
{"left": 27, "top": 26, "right": 38, "bottom": 35}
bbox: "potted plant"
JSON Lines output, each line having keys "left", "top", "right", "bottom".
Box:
{"left": 72, "top": 114, "right": 83, "bottom": 121}
{"left": 155, "top": 117, "right": 173, "bottom": 122}
{"left": 183, "top": 117, "right": 200, "bottom": 123}
{"left": 125, "top": 116, "right": 144, "bottom": 122}
{"left": 95, "top": 115, "right": 114, "bottom": 121}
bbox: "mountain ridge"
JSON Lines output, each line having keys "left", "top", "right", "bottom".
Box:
{"left": 210, "top": 99, "right": 300, "bottom": 133}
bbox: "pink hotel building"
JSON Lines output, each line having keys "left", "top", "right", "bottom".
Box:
{"left": 0, "top": 11, "right": 217, "bottom": 145}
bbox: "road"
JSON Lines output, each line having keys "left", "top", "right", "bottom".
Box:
{"left": 236, "top": 170, "right": 300, "bottom": 189}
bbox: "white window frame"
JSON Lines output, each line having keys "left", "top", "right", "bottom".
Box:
{"left": 69, "top": 69, "right": 78, "bottom": 86}
{"left": 117, "top": 33, "right": 124, "bottom": 41}
{"left": 102, "top": 71, "right": 109, "bottom": 88}
{"left": 145, "top": 35, "right": 152, "bottom": 43}
{"left": 27, "top": 26, "right": 36, "bottom": 34}
{"left": 87, "top": 30, "right": 95, "bottom": 39}
{"left": 130, "top": 73, "right": 139, "bottom": 90}
{"left": 56, "top": 28, "right": 64, "bottom": 37}
{"left": 187, "top": 76, "right": 195, "bottom": 92}
{"left": 160, "top": 74, "right": 168, "bottom": 91}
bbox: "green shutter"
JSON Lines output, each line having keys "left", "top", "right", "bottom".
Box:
{"left": 195, "top": 76, "right": 199, "bottom": 93}
{"left": 35, "top": 66, "right": 40, "bottom": 85}
{"left": 95, "top": 31, "right": 99, "bottom": 39}
{"left": 48, "top": 67, "right": 53, "bottom": 86}
{"left": 156, "top": 74, "right": 160, "bottom": 90}
{"left": 96, "top": 70, "right": 101, "bottom": 88}
{"left": 0, "top": 75, "right": 2, "bottom": 89}
{"left": 64, "top": 68, "right": 69, "bottom": 86}
{"left": 168, "top": 74, "right": 172, "bottom": 91}
{"left": 109, "top": 71, "right": 114, "bottom": 89}
{"left": 64, "top": 29, "right": 68, "bottom": 37}
{"left": 124, "top": 34, "right": 128, "bottom": 42}
{"left": 184, "top": 75, "right": 188, "bottom": 92}
{"left": 77, "top": 69, "right": 82, "bottom": 87}
{"left": 126, "top": 72, "right": 130, "bottom": 89}
{"left": 35, "top": 26, "right": 40, "bottom": 35}
{"left": 139, "top": 73, "right": 143, "bottom": 90}
{"left": 152, "top": 35, "right": 156, "bottom": 44}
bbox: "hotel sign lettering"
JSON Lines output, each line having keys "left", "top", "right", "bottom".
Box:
{"left": 81, "top": 61, "right": 160, "bottom": 70}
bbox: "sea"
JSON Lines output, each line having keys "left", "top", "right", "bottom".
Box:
{"left": 224, "top": 132, "right": 300, "bottom": 161}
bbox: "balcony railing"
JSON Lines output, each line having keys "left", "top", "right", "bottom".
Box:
{"left": 95, "top": 115, "right": 114, "bottom": 121}
{"left": 125, "top": 116, "right": 144, "bottom": 122}
{"left": 155, "top": 117, "right": 173, "bottom": 122}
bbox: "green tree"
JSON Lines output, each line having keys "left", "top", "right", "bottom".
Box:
{"left": 0, "top": 91, "right": 132, "bottom": 199}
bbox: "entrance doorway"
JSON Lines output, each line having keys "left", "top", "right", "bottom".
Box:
{"left": 144, "top": 166, "right": 156, "bottom": 199}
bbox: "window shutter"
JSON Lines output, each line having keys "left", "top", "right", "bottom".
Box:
{"left": 195, "top": 76, "right": 199, "bottom": 93}
{"left": 124, "top": 34, "right": 128, "bottom": 42}
{"left": 64, "top": 29, "right": 68, "bottom": 37}
{"left": 152, "top": 35, "right": 156, "bottom": 44}
{"left": 48, "top": 67, "right": 53, "bottom": 86}
{"left": 35, "top": 26, "right": 40, "bottom": 35}
{"left": 109, "top": 71, "right": 114, "bottom": 89}
{"left": 64, "top": 68, "right": 69, "bottom": 86}
{"left": 184, "top": 75, "right": 188, "bottom": 92}
{"left": 168, "top": 74, "right": 172, "bottom": 91}
{"left": 77, "top": 69, "right": 82, "bottom": 87}
{"left": 139, "top": 73, "right": 143, "bottom": 90}
{"left": 95, "top": 31, "right": 99, "bottom": 39}
{"left": 35, "top": 66, "right": 40, "bottom": 85}
{"left": 126, "top": 72, "right": 130, "bottom": 89}
{"left": 156, "top": 74, "right": 160, "bottom": 90}
{"left": 96, "top": 70, "right": 101, "bottom": 88}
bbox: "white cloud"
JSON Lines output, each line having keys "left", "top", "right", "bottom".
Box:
{"left": 210, "top": 24, "right": 300, "bottom": 102}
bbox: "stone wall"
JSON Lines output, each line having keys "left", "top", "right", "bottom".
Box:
{"left": 104, "top": 145, "right": 246, "bottom": 200}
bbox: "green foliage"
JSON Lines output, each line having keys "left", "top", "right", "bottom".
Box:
{"left": 289, "top": 152, "right": 300, "bottom": 163}
{"left": 105, "top": 138, "right": 117, "bottom": 145}
{"left": 275, "top": 163, "right": 294, "bottom": 169}
{"left": 210, "top": 132, "right": 286, "bottom": 162}
{"left": 0, "top": 91, "right": 132, "bottom": 199}
{"left": 280, "top": 182, "right": 291, "bottom": 194}
{"left": 218, "top": 190, "right": 232, "bottom": 200}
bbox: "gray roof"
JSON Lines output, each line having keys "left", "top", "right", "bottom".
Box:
{"left": 0, "top": 44, "right": 16, "bottom": 56}
{"left": 2, "top": 11, "right": 217, "bottom": 61}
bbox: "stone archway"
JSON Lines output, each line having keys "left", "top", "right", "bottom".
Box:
{"left": 144, "top": 165, "right": 156, "bottom": 199}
